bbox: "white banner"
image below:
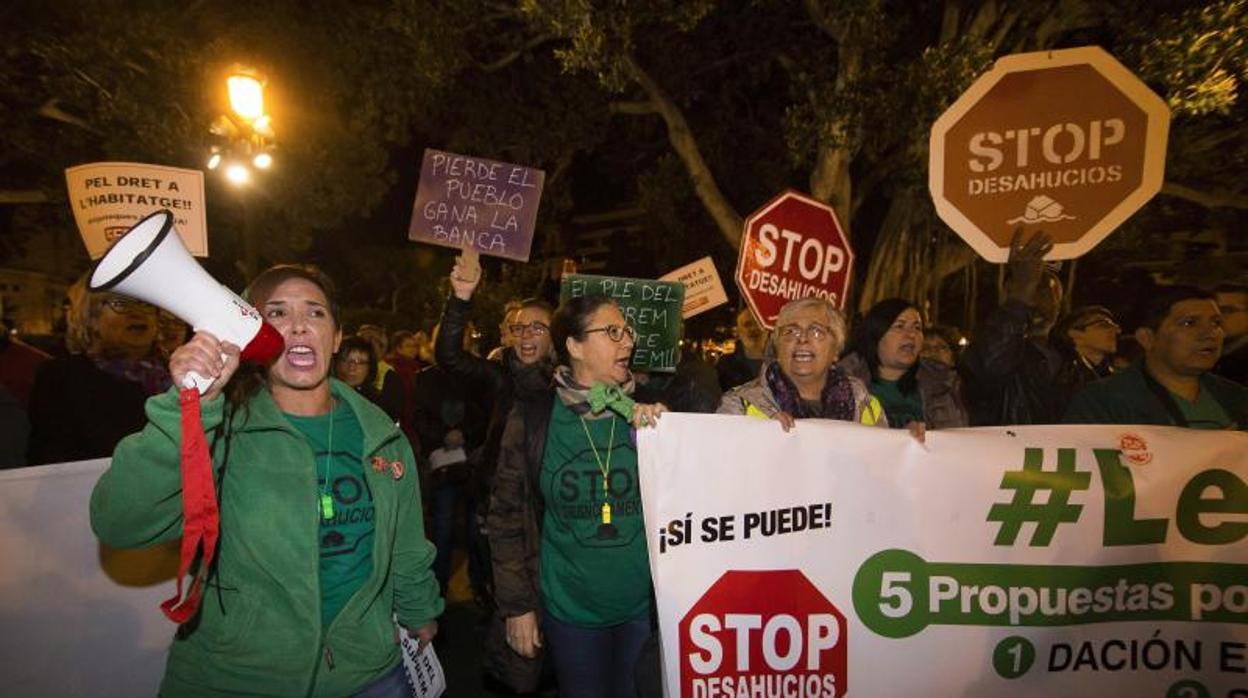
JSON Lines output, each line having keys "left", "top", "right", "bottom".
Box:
{"left": 0, "top": 460, "right": 176, "bottom": 697}
{"left": 638, "top": 415, "right": 1248, "bottom": 697}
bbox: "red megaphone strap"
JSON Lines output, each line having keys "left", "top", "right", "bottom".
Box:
{"left": 161, "top": 388, "right": 220, "bottom": 624}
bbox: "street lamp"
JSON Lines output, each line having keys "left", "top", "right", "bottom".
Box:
{"left": 207, "top": 68, "right": 276, "bottom": 186}
{"left": 208, "top": 68, "right": 276, "bottom": 278}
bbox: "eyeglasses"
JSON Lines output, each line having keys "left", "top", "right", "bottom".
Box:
{"left": 508, "top": 322, "right": 549, "bottom": 337}
{"left": 775, "top": 323, "right": 832, "bottom": 342}
{"left": 101, "top": 297, "right": 156, "bottom": 315}
{"left": 584, "top": 324, "right": 636, "bottom": 343}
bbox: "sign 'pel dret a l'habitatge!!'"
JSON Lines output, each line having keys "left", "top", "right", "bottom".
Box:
{"left": 65, "top": 162, "right": 208, "bottom": 259}
{"left": 929, "top": 46, "right": 1170, "bottom": 262}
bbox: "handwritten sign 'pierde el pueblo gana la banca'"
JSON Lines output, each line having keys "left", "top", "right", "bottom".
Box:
{"left": 408, "top": 148, "right": 545, "bottom": 262}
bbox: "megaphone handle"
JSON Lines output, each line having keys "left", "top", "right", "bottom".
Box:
{"left": 181, "top": 349, "right": 236, "bottom": 394}
{"left": 183, "top": 371, "right": 216, "bottom": 395}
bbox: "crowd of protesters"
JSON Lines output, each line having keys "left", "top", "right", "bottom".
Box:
{"left": 0, "top": 227, "right": 1244, "bottom": 696}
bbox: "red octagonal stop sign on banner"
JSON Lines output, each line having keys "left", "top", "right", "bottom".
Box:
{"left": 680, "top": 569, "right": 848, "bottom": 697}
{"left": 736, "top": 190, "right": 854, "bottom": 330}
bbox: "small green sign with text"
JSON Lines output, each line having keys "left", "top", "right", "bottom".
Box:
{"left": 560, "top": 273, "right": 685, "bottom": 372}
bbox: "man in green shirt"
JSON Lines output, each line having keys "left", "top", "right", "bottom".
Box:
{"left": 1065, "top": 286, "right": 1248, "bottom": 429}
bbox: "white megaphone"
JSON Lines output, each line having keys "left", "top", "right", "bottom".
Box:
{"left": 89, "top": 209, "right": 283, "bottom": 393}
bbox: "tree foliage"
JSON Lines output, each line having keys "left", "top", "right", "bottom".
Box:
{"left": 2, "top": 0, "right": 1244, "bottom": 332}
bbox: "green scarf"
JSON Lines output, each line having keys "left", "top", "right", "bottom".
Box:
{"left": 553, "top": 365, "right": 635, "bottom": 421}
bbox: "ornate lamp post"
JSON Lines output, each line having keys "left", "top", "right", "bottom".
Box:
{"left": 206, "top": 69, "right": 275, "bottom": 277}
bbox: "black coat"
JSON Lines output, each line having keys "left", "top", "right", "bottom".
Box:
{"left": 27, "top": 355, "right": 151, "bottom": 465}
{"left": 716, "top": 345, "right": 761, "bottom": 392}
{"left": 433, "top": 295, "right": 551, "bottom": 500}
{"left": 960, "top": 300, "right": 1065, "bottom": 426}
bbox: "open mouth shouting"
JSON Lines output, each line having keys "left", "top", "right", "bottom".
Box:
{"left": 517, "top": 339, "right": 541, "bottom": 362}
{"left": 286, "top": 343, "right": 318, "bottom": 370}
{"left": 791, "top": 348, "right": 817, "bottom": 365}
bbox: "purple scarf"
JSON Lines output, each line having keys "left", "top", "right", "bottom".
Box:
{"left": 765, "top": 361, "right": 856, "bottom": 421}
{"left": 93, "top": 357, "right": 173, "bottom": 396}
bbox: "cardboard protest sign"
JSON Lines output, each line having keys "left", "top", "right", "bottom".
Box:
{"left": 660, "top": 256, "right": 728, "bottom": 319}
{"left": 65, "top": 162, "right": 207, "bottom": 259}
{"left": 560, "top": 273, "right": 685, "bottom": 372}
{"left": 929, "top": 46, "right": 1170, "bottom": 262}
{"left": 639, "top": 417, "right": 1248, "bottom": 696}
{"left": 407, "top": 148, "right": 545, "bottom": 261}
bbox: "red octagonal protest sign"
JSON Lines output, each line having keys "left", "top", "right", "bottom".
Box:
{"left": 930, "top": 46, "right": 1170, "bottom": 262}
{"left": 679, "top": 569, "right": 848, "bottom": 697}
{"left": 736, "top": 190, "right": 854, "bottom": 330}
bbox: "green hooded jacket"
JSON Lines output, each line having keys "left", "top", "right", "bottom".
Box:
{"left": 90, "top": 379, "right": 443, "bottom": 697}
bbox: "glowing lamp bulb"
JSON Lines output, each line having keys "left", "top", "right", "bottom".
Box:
{"left": 227, "top": 75, "right": 264, "bottom": 121}
{"left": 224, "top": 164, "right": 251, "bottom": 185}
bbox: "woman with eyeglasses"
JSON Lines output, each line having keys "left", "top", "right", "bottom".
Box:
{"left": 434, "top": 251, "right": 559, "bottom": 689}
{"left": 717, "top": 297, "right": 884, "bottom": 429}
{"left": 27, "top": 273, "right": 170, "bottom": 464}
{"left": 489, "top": 292, "right": 666, "bottom": 698}
{"left": 838, "top": 298, "right": 969, "bottom": 435}
{"left": 334, "top": 334, "right": 385, "bottom": 407}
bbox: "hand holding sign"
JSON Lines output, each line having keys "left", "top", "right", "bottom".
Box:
{"left": 1004, "top": 228, "right": 1055, "bottom": 304}
{"left": 449, "top": 247, "right": 482, "bottom": 301}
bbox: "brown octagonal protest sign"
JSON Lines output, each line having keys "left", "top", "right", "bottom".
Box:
{"left": 930, "top": 46, "right": 1170, "bottom": 262}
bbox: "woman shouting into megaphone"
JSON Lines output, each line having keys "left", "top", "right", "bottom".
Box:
{"left": 90, "top": 264, "right": 442, "bottom": 698}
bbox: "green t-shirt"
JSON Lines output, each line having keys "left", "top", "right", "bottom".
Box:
{"left": 1174, "top": 388, "right": 1237, "bottom": 430}
{"left": 870, "top": 377, "right": 924, "bottom": 429}
{"left": 285, "top": 403, "right": 373, "bottom": 628}
{"left": 539, "top": 400, "right": 651, "bottom": 627}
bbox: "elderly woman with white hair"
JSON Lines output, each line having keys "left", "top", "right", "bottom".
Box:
{"left": 717, "top": 297, "right": 886, "bottom": 429}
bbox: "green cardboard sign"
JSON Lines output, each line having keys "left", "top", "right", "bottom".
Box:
{"left": 560, "top": 273, "right": 685, "bottom": 372}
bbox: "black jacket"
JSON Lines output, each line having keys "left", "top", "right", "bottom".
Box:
{"left": 435, "top": 295, "right": 552, "bottom": 501}
{"left": 27, "top": 355, "right": 150, "bottom": 465}
{"left": 716, "top": 345, "right": 762, "bottom": 392}
{"left": 960, "top": 300, "right": 1065, "bottom": 426}
{"left": 637, "top": 351, "right": 722, "bottom": 414}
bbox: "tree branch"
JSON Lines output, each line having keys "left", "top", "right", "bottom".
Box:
{"left": 546, "top": 152, "right": 574, "bottom": 188}
{"left": 609, "top": 101, "right": 659, "bottom": 115}
{"left": 476, "top": 33, "right": 555, "bottom": 73}
{"left": 803, "top": 0, "right": 845, "bottom": 43}
{"left": 623, "top": 54, "right": 743, "bottom": 248}
{"left": 38, "top": 99, "right": 102, "bottom": 134}
{"left": 1160, "top": 181, "right": 1248, "bottom": 210}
